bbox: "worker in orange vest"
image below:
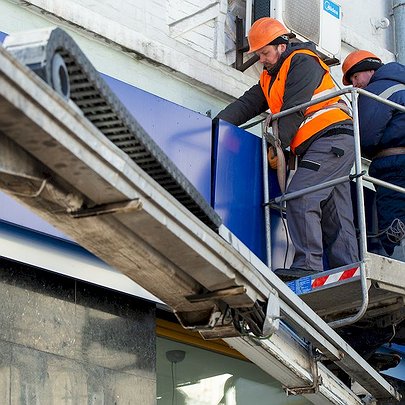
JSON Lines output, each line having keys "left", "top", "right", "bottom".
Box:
{"left": 216, "top": 18, "right": 359, "bottom": 280}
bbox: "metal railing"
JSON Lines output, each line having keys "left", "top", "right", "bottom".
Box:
{"left": 259, "top": 86, "right": 405, "bottom": 328}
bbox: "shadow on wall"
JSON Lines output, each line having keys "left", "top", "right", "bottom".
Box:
{"left": 0, "top": 258, "right": 156, "bottom": 403}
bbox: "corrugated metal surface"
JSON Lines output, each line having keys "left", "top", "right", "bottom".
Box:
{"left": 104, "top": 74, "right": 212, "bottom": 204}
{"left": 284, "top": 0, "right": 320, "bottom": 44}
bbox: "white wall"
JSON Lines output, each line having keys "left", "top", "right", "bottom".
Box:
{"left": 340, "top": 0, "right": 394, "bottom": 57}
{"left": 1, "top": 0, "right": 257, "bottom": 119}
{"left": 333, "top": 0, "right": 396, "bottom": 85}
{"left": 1, "top": 0, "right": 398, "bottom": 114}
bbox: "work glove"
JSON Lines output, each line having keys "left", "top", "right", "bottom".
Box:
{"left": 267, "top": 146, "right": 278, "bottom": 170}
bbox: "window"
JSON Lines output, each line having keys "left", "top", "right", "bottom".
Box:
{"left": 156, "top": 320, "right": 311, "bottom": 405}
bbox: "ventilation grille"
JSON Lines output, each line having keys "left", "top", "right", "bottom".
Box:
{"left": 283, "top": 0, "right": 320, "bottom": 44}
{"left": 253, "top": 0, "right": 270, "bottom": 21}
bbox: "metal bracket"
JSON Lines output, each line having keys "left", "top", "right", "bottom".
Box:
{"left": 234, "top": 17, "right": 259, "bottom": 72}
{"left": 3, "top": 178, "right": 48, "bottom": 198}
{"left": 284, "top": 345, "right": 323, "bottom": 395}
{"left": 349, "top": 170, "right": 367, "bottom": 180}
{"left": 70, "top": 199, "right": 143, "bottom": 218}
{"left": 262, "top": 290, "right": 280, "bottom": 336}
{"left": 176, "top": 303, "right": 240, "bottom": 339}
{"left": 373, "top": 299, "right": 405, "bottom": 328}
{"left": 186, "top": 286, "right": 246, "bottom": 303}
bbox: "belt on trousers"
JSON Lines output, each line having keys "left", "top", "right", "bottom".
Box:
{"left": 374, "top": 147, "right": 405, "bottom": 159}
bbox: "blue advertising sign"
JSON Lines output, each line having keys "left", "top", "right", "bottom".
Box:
{"left": 102, "top": 75, "right": 212, "bottom": 203}
{"left": 213, "top": 120, "right": 294, "bottom": 267}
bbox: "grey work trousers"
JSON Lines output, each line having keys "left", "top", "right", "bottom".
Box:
{"left": 287, "top": 133, "right": 359, "bottom": 271}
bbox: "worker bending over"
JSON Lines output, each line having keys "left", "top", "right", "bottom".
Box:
{"left": 342, "top": 51, "right": 405, "bottom": 258}
{"left": 216, "top": 18, "right": 359, "bottom": 280}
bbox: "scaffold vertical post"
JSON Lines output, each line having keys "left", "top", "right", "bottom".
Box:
{"left": 262, "top": 122, "right": 272, "bottom": 268}
{"left": 351, "top": 89, "right": 368, "bottom": 261}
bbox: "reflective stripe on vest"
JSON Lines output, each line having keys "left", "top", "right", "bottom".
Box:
{"left": 378, "top": 83, "right": 405, "bottom": 99}
{"left": 260, "top": 49, "right": 352, "bottom": 154}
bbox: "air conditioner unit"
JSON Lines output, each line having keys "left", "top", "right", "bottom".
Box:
{"left": 246, "top": 0, "right": 342, "bottom": 65}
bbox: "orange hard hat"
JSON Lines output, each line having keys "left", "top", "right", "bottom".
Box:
{"left": 248, "top": 18, "right": 289, "bottom": 54}
{"left": 342, "top": 50, "right": 382, "bottom": 85}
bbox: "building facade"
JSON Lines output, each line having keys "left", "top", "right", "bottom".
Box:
{"left": 0, "top": 0, "right": 403, "bottom": 403}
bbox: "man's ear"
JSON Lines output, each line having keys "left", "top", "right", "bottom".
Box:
{"left": 279, "top": 43, "right": 287, "bottom": 53}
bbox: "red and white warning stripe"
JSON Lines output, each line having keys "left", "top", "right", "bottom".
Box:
{"left": 311, "top": 266, "right": 360, "bottom": 289}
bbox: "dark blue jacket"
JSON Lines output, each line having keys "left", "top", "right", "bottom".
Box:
{"left": 358, "top": 62, "right": 405, "bottom": 160}
{"left": 359, "top": 62, "right": 405, "bottom": 256}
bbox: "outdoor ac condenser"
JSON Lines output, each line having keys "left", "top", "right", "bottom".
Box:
{"left": 247, "top": 0, "right": 342, "bottom": 64}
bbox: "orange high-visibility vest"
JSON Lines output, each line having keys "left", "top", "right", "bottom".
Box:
{"left": 260, "top": 49, "right": 351, "bottom": 154}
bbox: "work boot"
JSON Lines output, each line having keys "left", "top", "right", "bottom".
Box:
{"left": 274, "top": 267, "right": 320, "bottom": 282}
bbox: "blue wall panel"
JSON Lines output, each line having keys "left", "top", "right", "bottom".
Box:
{"left": 213, "top": 121, "right": 266, "bottom": 261}
{"left": 103, "top": 75, "right": 212, "bottom": 203}
{"left": 213, "top": 120, "right": 293, "bottom": 268}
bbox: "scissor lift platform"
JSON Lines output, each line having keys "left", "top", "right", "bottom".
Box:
{"left": 287, "top": 253, "right": 405, "bottom": 324}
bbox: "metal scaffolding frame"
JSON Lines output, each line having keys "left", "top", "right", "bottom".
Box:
{"left": 261, "top": 87, "right": 405, "bottom": 329}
